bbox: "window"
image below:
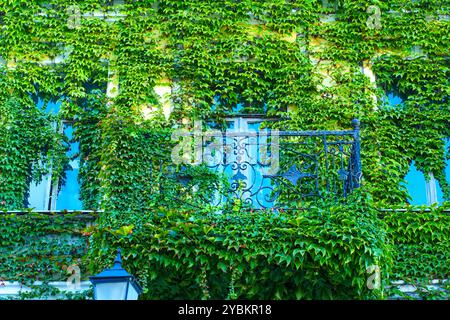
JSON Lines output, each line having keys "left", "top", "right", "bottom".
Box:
{"left": 404, "top": 161, "right": 429, "bottom": 205}
{"left": 387, "top": 91, "right": 449, "bottom": 205}
{"left": 54, "top": 123, "right": 82, "bottom": 210}
{"left": 206, "top": 117, "right": 275, "bottom": 209}
{"left": 403, "top": 139, "right": 449, "bottom": 206}
{"left": 404, "top": 158, "right": 449, "bottom": 206}
{"left": 26, "top": 99, "right": 83, "bottom": 211}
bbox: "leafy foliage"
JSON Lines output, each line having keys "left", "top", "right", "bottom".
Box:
{"left": 382, "top": 204, "right": 450, "bottom": 281}
{"left": 87, "top": 191, "right": 393, "bottom": 300}
{"left": 0, "top": 212, "right": 94, "bottom": 299}
{"left": 0, "top": 0, "right": 448, "bottom": 300}
{"left": 0, "top": 94, "right": 68, "bottom": 209}
{"left": 0, "top": 0, "right": 448, "bottom": 208}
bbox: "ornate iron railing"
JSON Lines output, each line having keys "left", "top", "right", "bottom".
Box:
{"left": 171, "top": 119, "right": 362, "bottom": 210}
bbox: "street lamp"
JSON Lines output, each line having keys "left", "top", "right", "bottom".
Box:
{"left": 89, "top": 249, "right": 142, "bottom": 300}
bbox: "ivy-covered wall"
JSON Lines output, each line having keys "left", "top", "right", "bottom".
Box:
{"left": 0, "top": 212, "right": 93, "bottom": 300}
{"left": 0, "top": 0, "right": 448, "bottom": 211}
{"left": 0, "top": 0, "right": 448, "bottom": 299}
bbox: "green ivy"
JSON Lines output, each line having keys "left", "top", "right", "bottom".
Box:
{"left": 0, "top": 0, "right": 448, "bottom": 300}
{"left": 0, "top": 212, "right": 94, "bottom": 299}
{"left": 382, "top": 204, "right": 450, "bottom": 281}
{"left": 87, "top": 190, "right": 393, "bottom": 300}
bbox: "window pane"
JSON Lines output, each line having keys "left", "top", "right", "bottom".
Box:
{"left": 247, "top": 121, "right": 261, "bottom": 131}
{"left": 245, "top": 120, "right": 274, "bottom": 209}
{"left": 27, "top": 176, "right": 51, "bottom": 210}
{"left": 63, "top": 125, "right": 79, "bottom": 156}
{"left": 226, "top": 121, "right": 235, "bottom": 130}
{"left": 94, "top": 282, "right": 128, "bottom": 300}
{"left": 55, "top": 123, "right": 82, "bottom": 210}
{"left": 206, "top": 118, "right": 275, "bottom": 209}
{"left": 404, "top": 161, "right": 428, "bottom": 205}
{"left": 383, "top": 89, "right": 403, "bottom": 110}
{"left": 387, "top": 92, "right": 403, "bottom": 107}
{"left": 27, "top": 98, "right": 60, "bottom": 210}
{"left": 36, "top": 98, "right": 61, "bottom": 114}
{"left": 232, "top": 102, "right": 244, "bottom": 113}
{"left": 56, "top": 167, "right": 82, "bottom": 210}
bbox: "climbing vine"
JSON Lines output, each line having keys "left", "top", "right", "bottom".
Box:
{"left": 0, "top": 0, "right": 448, "bottom": 299}
{"left": 0, "top": 211, "right": 94, "bottom": 300}
{"left": 87, "top": 190, "right": 393, "bottom": 300}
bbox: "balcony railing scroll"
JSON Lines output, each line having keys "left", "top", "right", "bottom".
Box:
{"left": 170, "top": 119, "right": 363, "bottom": 210}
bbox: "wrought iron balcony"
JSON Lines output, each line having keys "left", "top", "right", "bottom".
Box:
{"left": 170, "top": 119, "right": 362, "bottom": 210}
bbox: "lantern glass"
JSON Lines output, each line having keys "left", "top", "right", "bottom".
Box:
{"left": 126, "top": 283, "right": 140, "bottom": 300}
{"left": 94, "top": 281, "right": 128, "bottom": 300}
